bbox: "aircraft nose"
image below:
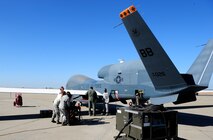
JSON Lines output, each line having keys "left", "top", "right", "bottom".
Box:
{"left": 98, "top": 65, "right": 112, "bottom": 79}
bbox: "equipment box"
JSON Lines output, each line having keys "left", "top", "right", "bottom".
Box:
{"left": 40, "top": 110, "right": 53, "bottom": 118}
{"left": 116, "top": 107, "right": 178, "bottom": 140}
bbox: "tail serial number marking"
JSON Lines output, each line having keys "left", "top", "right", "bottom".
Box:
{"left": 152, "top": 72, "right": 166, "bottom": 77}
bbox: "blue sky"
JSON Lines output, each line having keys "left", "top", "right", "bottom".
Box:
{"left": 0, "top": 0, "right": 212, "bottom": 89}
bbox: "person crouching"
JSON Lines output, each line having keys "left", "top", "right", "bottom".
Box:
{"left": 59, "top": 91, "right": 72, "bottom": 126}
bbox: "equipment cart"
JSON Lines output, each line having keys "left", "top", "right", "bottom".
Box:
{"left": 115, "top": 106, "right": 178, "bottom": 140}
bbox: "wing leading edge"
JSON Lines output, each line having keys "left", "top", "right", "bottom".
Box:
{"left": 0, "top": 87, "right": 102, "bottom": 96}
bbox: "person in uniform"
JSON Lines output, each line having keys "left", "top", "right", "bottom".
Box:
{"left": 51, "top": 86, "right": 64, "bottom": 124}
{"left": 103, "top": 88, "right": 109, "bottom": 116}
{"left": 59, "top": 91, "right": 72, "bottom": 126}
{"left": 86, "top": 87, "right": 97, "bottom": 116}
{"left": 66, "top": 91, "right": 73, "bottom": 124}
{"left": 135, "top": 91, "right": 140, "bottom": 106}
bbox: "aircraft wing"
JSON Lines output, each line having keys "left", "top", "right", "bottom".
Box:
{"left": 66, "top": 89, "right": 102, "bottom": 96}
{"left": 0, "top": 87, "right": 60, "bottom": 94}
{"left": 0, "top": 87, "right": 102, "bottom": 96}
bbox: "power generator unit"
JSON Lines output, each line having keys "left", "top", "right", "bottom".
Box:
{"left": 116, "top": 106, "right": 178, "bottom": 140}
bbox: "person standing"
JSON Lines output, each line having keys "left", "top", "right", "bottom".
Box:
{"left": 103, "top": 88, "right": 109, "bottom": 116}
{"left": 51, "top": 86, "right": 64, "bottom": 124}
{"left": 86, "top": 87, "right": 97, "bottom": 116}
{"left": 135, "top": 91, "right": 140, "bottom": 106}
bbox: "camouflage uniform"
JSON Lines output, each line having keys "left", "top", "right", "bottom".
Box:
{"left": 86, "top": 88, "right": 97, "bottom": 116}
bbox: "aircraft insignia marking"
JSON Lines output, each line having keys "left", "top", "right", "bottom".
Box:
{"left": 114, "top": 75, "right": 123, "bottom": 84}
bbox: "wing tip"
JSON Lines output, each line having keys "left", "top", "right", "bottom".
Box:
{"left": 120, "top": 5, "right": 137, "bottom": 19}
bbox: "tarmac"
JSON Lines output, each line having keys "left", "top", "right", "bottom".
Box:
{"left": 0, "top": 92, "right": 213, "bottom": 140}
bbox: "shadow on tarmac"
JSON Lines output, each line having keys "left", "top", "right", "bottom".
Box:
{"left": 0, "top": 103, "right": 121, "bottom": 122}
{"left": 166, "top": 104, "right": 213, "bottom": 127}
{"left": 0, "top": 114, "right": 40, "bottom": 121}
{"left": 167, "top": 105, "right": 213, "bottom": 110}
{"left": 20, "top": 106, "right": 37, "bottom": 107}
{"left": 178, "top": 112, "right": 213, "bottom": 127}
{"left": 80, "top": 118, "right": 109, "bottom": 126}
{"left": 86, "top": 103, "right": 124, "bottom": 115}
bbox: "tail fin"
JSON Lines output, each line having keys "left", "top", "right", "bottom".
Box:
{"left": 187, "top": 39, "right": 213, "bottom": 86}
{"left": 120, "top": 6, "right": 186, "bottom": 90}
